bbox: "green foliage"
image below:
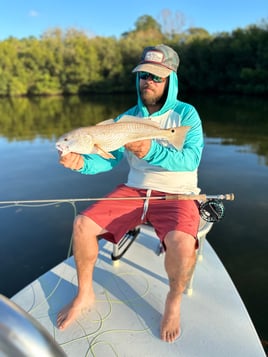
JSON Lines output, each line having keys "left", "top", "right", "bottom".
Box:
{"left": 0, "top": 16, "right": 267, "bottom": 96}
{"left": 134, "top": 15, "right": 162, "bottom": 33}
{"left": 177, "top": 24, "right": 268, "bottom": 95}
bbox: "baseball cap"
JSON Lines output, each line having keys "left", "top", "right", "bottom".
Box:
{"left": 132, "top": 44, "right": 180, "bottom": 78}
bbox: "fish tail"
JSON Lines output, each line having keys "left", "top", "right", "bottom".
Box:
{"left": 168, "top": 126, "right": 190, "bottom": 149}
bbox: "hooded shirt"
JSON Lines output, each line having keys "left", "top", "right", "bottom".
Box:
{"left": 79, "top": 71, "right": 204, "bottom": 194}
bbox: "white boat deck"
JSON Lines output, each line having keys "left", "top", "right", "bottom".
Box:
{"left": 12, "top": 225, "right": 265, "bottom": 356}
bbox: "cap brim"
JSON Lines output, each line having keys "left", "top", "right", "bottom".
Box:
{"left": 132, "top": 63, "right": 172, "bottom": 78}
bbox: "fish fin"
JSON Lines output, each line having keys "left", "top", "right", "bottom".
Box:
{"left": 97, "top": 115, "right": 160, "bottom": 128}
{"left": 96, "top": 118, "right": 115, "bottom": 125}
{"left": 118, "top": 115, "right": 160, "bottom": 128}
{"left": 168, "top": 126, "right": 191, "bottom": 149}
{"left": 94, "top": 144, "right": 115, "bottom": 159}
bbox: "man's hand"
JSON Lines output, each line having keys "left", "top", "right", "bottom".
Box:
{"left": 125, "top": 140, "right": 151, "bottom": 159}
{"left": 59, "top": 152, "right": 84, "bottom": 170}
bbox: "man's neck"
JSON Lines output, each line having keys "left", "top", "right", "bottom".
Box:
{"left": 147, "top": 104, "right": 162, "bottom": 115}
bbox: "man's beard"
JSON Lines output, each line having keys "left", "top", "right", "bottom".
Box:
{"left": 140, "top": 79, "right": 169, "bottom": 107}
{"left": 140, "top": 89, "right": 163, "bottom": 106}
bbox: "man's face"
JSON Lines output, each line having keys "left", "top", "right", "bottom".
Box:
{"left": 139, "top": 72, "right": 168, "bottom": 107}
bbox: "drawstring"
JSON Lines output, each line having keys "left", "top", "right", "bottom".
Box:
{"left": 140, "top": 189, "right": 164, "bottom": 256}
{"left": 141, "top": 189, "right": 151, "bottom": 220}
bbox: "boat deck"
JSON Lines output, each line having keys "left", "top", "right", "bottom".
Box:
{"left": 12, "top": 225, "right": 265, "bottom": 356}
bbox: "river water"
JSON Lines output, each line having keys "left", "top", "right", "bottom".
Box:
{"left": 0, "top": 93, "right": 267, "bottom": 347}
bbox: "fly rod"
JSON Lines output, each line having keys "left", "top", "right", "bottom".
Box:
{"left": 0, "top": 193, "right": 234, "bottom": 206}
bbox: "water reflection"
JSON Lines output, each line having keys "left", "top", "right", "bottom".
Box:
{"left": 0, "top": 95, "right": 136, "bottom": 141}
{"left": 190, "top": 94, "right": 268, "bottom": 164}
{"left": 0, "top": 94, "right": 267, "bottom": 164}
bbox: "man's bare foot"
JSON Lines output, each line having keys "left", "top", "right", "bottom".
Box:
{"left": 57, "top": 294, "right": 95, "bottom": 330}
{"left": 160, "top": 292, "right": 181, "bottom": 343}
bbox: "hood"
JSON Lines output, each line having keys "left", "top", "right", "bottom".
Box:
{"left": 135, "top": 71, "right": 179, "bottom": 117}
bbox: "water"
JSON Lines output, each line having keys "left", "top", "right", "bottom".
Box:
{"left": 0, "top": 94, "right": 267, "bottom": 347}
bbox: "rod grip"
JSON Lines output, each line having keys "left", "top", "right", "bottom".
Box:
{"left": 165, "top": 193, "right": 235, "bottom": 201}
{"left": 165, "top": 194, "right": 207, "bottom": 201}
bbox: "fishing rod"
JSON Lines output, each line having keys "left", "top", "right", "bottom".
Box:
{"left": 0, "top": 193, "right": 234, "bottom": 205}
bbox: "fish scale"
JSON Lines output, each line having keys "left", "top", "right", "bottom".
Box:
{"left": 56, "top": 115, "right": 190, "bottom": 159}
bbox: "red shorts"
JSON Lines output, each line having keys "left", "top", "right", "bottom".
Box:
{"left": 81, "top": 184, "right": 200, "bottom": 244}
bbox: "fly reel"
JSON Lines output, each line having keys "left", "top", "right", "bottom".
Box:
{"left": 199, "top": 199, "right": 225, "bottom": 222}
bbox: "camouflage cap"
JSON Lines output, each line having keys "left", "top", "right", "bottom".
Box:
{"left": 132, "top": 44, "right": 180, "bottom": 78}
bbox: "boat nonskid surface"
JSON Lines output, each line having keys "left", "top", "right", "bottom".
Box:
{"left": 8, "top": 225, "right": 265, "bottom": 357}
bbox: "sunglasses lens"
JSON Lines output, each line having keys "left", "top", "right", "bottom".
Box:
{"left": 139, "top": 72, "right": 149, "bottom": 80}
{"left": 152, "top": 75, "right": 162, "bottom": 83}
{"left": 139, "top": 72, "right": 163, "bottom": 83}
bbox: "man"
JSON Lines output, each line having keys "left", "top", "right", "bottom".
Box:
{"left": 57, "top": 44, "right": 204, "bottom": 343}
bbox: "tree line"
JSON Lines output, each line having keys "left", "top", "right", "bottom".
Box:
{"left": 0, "top": 15, "right": 267, "bottom": 97}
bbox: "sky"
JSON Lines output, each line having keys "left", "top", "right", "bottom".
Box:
{"left": 0, "top": 0, "right": 267, "bottom": 40}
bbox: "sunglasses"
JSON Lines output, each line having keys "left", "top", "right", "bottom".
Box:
{"left": 138, "top": 71, "right": 165, "bottom": 83}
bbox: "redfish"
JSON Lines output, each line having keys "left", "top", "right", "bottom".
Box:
{"left": 56, "top": 115, "right": 190, "bottom": 159}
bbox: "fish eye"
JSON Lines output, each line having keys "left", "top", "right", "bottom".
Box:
{"left": 171, "top": 129, "right": 175, "bottom": 133}
{"left": 64, "top": 138, "right": 68, "bottom": 141}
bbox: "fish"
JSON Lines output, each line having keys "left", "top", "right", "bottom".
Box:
{"left": 56, "top": 115, "right": 190, "bottom": 159}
